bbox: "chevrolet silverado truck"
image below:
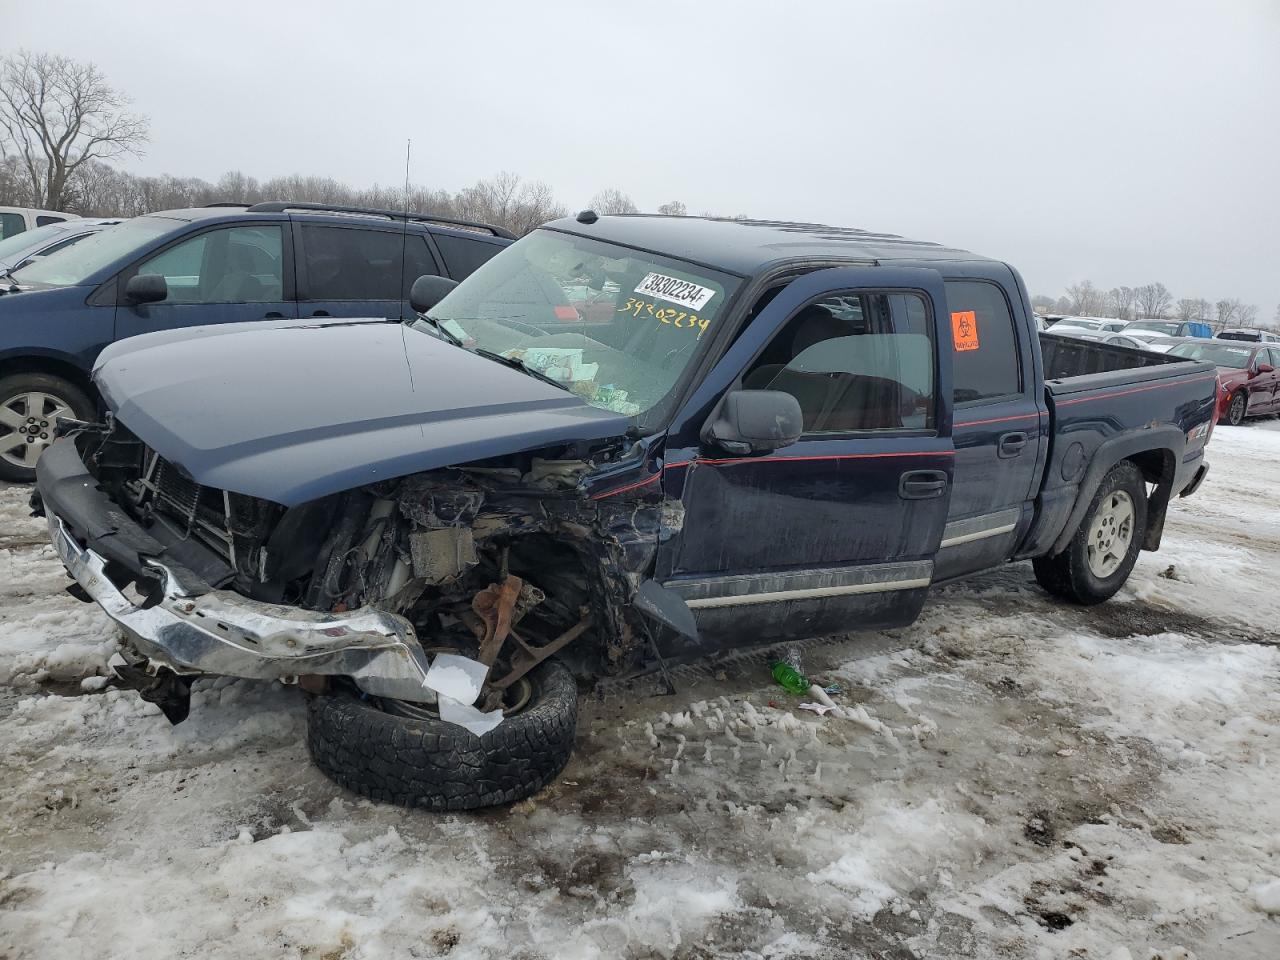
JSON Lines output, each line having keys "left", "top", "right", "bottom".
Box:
{"left": 33, "top": 214, "right": 1217, "bottom": 810}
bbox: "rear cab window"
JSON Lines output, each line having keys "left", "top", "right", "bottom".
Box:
{"left": 944, "top": 280, "right": 1022, "bottom": 404}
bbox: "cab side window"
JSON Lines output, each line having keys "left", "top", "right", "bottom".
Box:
{"left": 432, "top": 232, "right": 502, "bottom": 280}
{"left": 0, "top": 213, "right": 25, "bottom": 239}
{"left": 301, "top": 226, "right": 437, "bottom": 300}
{"left": 137, "top": 226, "right": 284, "bottom": 303}
{"left": 744, "top": 292, "right": 935, "bottom": 433}
{"left": 945, "top": 280, "right": 1021, "bottom": 403}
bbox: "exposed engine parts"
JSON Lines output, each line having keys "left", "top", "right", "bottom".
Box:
{"left": 73, "top": 421, "right": 675, "bottom": 722}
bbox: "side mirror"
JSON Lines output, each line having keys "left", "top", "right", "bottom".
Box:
{"left": 125, "top": 273, "right": 168, "bottom": 304}
{"left": 633, "top": 580, "right": 698, "bottom": 642}
{"left": 705, "top": 389, "right": 804, "bottom": 455}
{"left": 410, "top": 274, "right": 458, "bottom": 314}
{"left": 1255, "top": 363, "right": 1275, "bottom": 376}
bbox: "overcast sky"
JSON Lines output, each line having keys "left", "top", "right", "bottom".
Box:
{"left": 11, "top": 0, "right": 1280, "bottom": 314}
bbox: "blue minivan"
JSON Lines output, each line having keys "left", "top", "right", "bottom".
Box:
{"left": 0, "top": 202, "right": 512, "bottom": 480}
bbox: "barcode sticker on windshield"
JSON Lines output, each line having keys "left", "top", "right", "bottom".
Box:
{"left": 634, "top": 273, "right": 716, "bottom": 311}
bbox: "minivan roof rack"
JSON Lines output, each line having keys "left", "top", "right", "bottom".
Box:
{"left": 242, "top": 201, "right": 516, "bottom": 239}
{"left": 203, "top": 201, "right": 250, "bottom": 208}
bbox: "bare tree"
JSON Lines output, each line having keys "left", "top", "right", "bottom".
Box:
{"left": 455, "top": 172, "right": 565, "bottom": 236}
{"left": 588, "top": 188, "right": 638, "bottom": 215}
{"left": 1106, "top": 286, "right": 1136, "bottom": 322}
{"left": 1134, "top": 282, "right": 1172, "bottom": 319}
{"left": 0, "top": 50, "right": 149, "bottom": 210}
{"left": 1064, "top": 280, "right": 1105, "bottom": 316}
{"left": 1175, "top": 298, "right": 1202, "bottom": 322}
{"left": 1215, "top": 298, "right": 1242, "bottom": 329}
{"left": 657, "top": 200, "right": 687, "bottom": 217}
{"left": 1238, "top": 303, "right": 1258, "bottom": 326}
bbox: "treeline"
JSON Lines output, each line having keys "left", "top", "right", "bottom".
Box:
{"left": 1032, "top": 280, "right": 1276, "bottom": 331}
{"left": 0, "top": 154, "right": 692, "bottom": 239}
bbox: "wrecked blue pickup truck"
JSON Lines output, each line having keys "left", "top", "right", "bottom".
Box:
{"left": 34, "top": 214, "right": 1217, "bottom": 810}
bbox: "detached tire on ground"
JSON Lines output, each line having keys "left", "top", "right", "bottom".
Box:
{"left": 0, "top": 372, "right": 95, "bottom": 482}
{"left": 1033, "top": 460, "right": 1148, "bottom": 606}
{"left": 306, "top": 659, "right": 578, "bottom": 810}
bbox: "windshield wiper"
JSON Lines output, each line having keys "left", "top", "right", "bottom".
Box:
{"left": 409, "top": 313, "right": 465, "bottom": 347}
{"left": 470, "top": 347, "right": 571, "bottom": 392}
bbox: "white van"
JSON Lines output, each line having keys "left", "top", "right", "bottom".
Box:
{"left": 0, "top": 206, "right": 78, "bottom": 240}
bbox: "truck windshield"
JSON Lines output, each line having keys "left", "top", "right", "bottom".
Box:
{"left": 1168, "top": 342, "right": 1254, "bottom": 368}
{"left": 10, "top": 216, "right": 172, "bottom": 287}
{"left": 1127, "top": 320, "right": 1181, "bottom": 335}
{"left": 410, "top": 229, "right": 739, "bottom": 419}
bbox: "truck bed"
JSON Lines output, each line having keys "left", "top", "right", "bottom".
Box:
{"left": 1039, "top": 331, "right": 1183, "bottom": 379}
{"left": 1016, "top": 332, "right": 1218, "bottom": 562}
{"left": 1039, "top": 331, "right": 1215, "bottom": 405}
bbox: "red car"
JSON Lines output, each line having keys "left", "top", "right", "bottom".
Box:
{"left": 1169, "top": 340, "right": 1280, "bottom": 425}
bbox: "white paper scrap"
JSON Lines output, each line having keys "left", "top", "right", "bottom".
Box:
{"left": 437, "top": 693, "right": 504, "bottom": 736}
{"left": 425, "top": 653, "right": 489, "bottom": 704}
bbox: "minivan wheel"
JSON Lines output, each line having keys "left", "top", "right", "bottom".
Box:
{"left": 306, "top": 659, "right": 578, "bottom": 810}
{"left": 1226, "top": 390, "right": 1248, "bottom": 426}
{"left": 1033, "top": 461, "right": 1148, "bottom": 606}
{"left": 0, "top": 373, "right": 95, "bottom": 482}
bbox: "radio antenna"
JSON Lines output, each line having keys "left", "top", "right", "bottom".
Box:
{"left": 399, "top": 138, "right": 411, "bottom": 318}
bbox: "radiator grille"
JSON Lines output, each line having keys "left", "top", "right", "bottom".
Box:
{"left": 131, "top": 448, "right": 278, "bottom": 577}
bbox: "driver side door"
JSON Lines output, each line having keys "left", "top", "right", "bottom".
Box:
{"left": 655, "top": 267, "right": 955, "bottom": 653}
{"left": 115, "top": 224, "right": 298, "bottom": 339}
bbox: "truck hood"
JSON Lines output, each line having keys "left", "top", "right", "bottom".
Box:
{"left": 94, "top": 319, "right": 630, "bottom": 506}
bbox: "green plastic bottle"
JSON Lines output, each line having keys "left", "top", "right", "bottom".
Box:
{"left": 771, "top": 661, "right": 811, "bottom": 695}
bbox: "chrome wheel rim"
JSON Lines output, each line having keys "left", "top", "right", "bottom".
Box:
{"left": 0, "top": 391, "right": 72, "bottom": 469}
{"left": 1086, "top": 490, "right": 1135, "bottom": 579}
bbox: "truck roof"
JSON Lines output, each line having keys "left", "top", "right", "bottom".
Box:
{"left": 543, "top": 213, "right": 993, "bottom": 277}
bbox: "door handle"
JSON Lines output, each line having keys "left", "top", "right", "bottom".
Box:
{"left": 311, "top": 310, "right": 331, "bottom": 317}
{"left": 998, "top": 432, "right": 1029, "bottom": 458}
{"left": 899, "top": 469, "right": 948, "bottom": 500}
{"left": 262, "top": 311, "right": 284, "bottom": 319}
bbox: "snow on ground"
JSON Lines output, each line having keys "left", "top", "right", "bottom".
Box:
{"left": 2, "top": 424, "right": 1279, "bottom": 959}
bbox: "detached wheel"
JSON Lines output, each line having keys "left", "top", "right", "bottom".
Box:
{"left": 307, "top": 659, "right": 578, "bottom": 810}
{"left": 1033, "top": 461, "right": 1147, "bottom": 606}
{"left": 1226, "top": 390, "right": 1248, "bottom": 426}
{"left": 0, "top": 373, "right": 95, "bottom": 482}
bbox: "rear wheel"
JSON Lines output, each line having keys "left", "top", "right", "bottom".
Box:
{"left": 1033, "top": 461, "right": 1148, "bottom": 605}
{"left": 0, "top": 373, "right": 95, "bottom": 482}
{"left": 306, "top": 658, "right": 578, "bottom": 810}
{"left": 1226, "top": 390, "right": 1248, "bottom": 426}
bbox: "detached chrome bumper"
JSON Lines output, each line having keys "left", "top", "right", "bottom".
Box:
{"left": 48, "top": 514, "right": 435, "bottom": 702}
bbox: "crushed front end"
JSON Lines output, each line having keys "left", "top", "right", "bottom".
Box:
{"left": 34, "top": 419, "right": 670, "bottom": 724}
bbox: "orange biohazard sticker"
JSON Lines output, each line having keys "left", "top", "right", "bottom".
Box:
{"left": 951, "top": 310, "right": 980, "bottom": 352}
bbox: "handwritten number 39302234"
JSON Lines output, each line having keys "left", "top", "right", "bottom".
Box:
{"left": 618, "top": 298, "right": 711, "bottom": 336}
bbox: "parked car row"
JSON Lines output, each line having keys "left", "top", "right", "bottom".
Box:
{"left": 1042, "top": 315, "right": 1280, "bottom": 426}
{"left": 0, "top": 202, "right": 514, "bottom": 480}
{"left": 1164, "top": 339, "right": 1280, "bottom": 425}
